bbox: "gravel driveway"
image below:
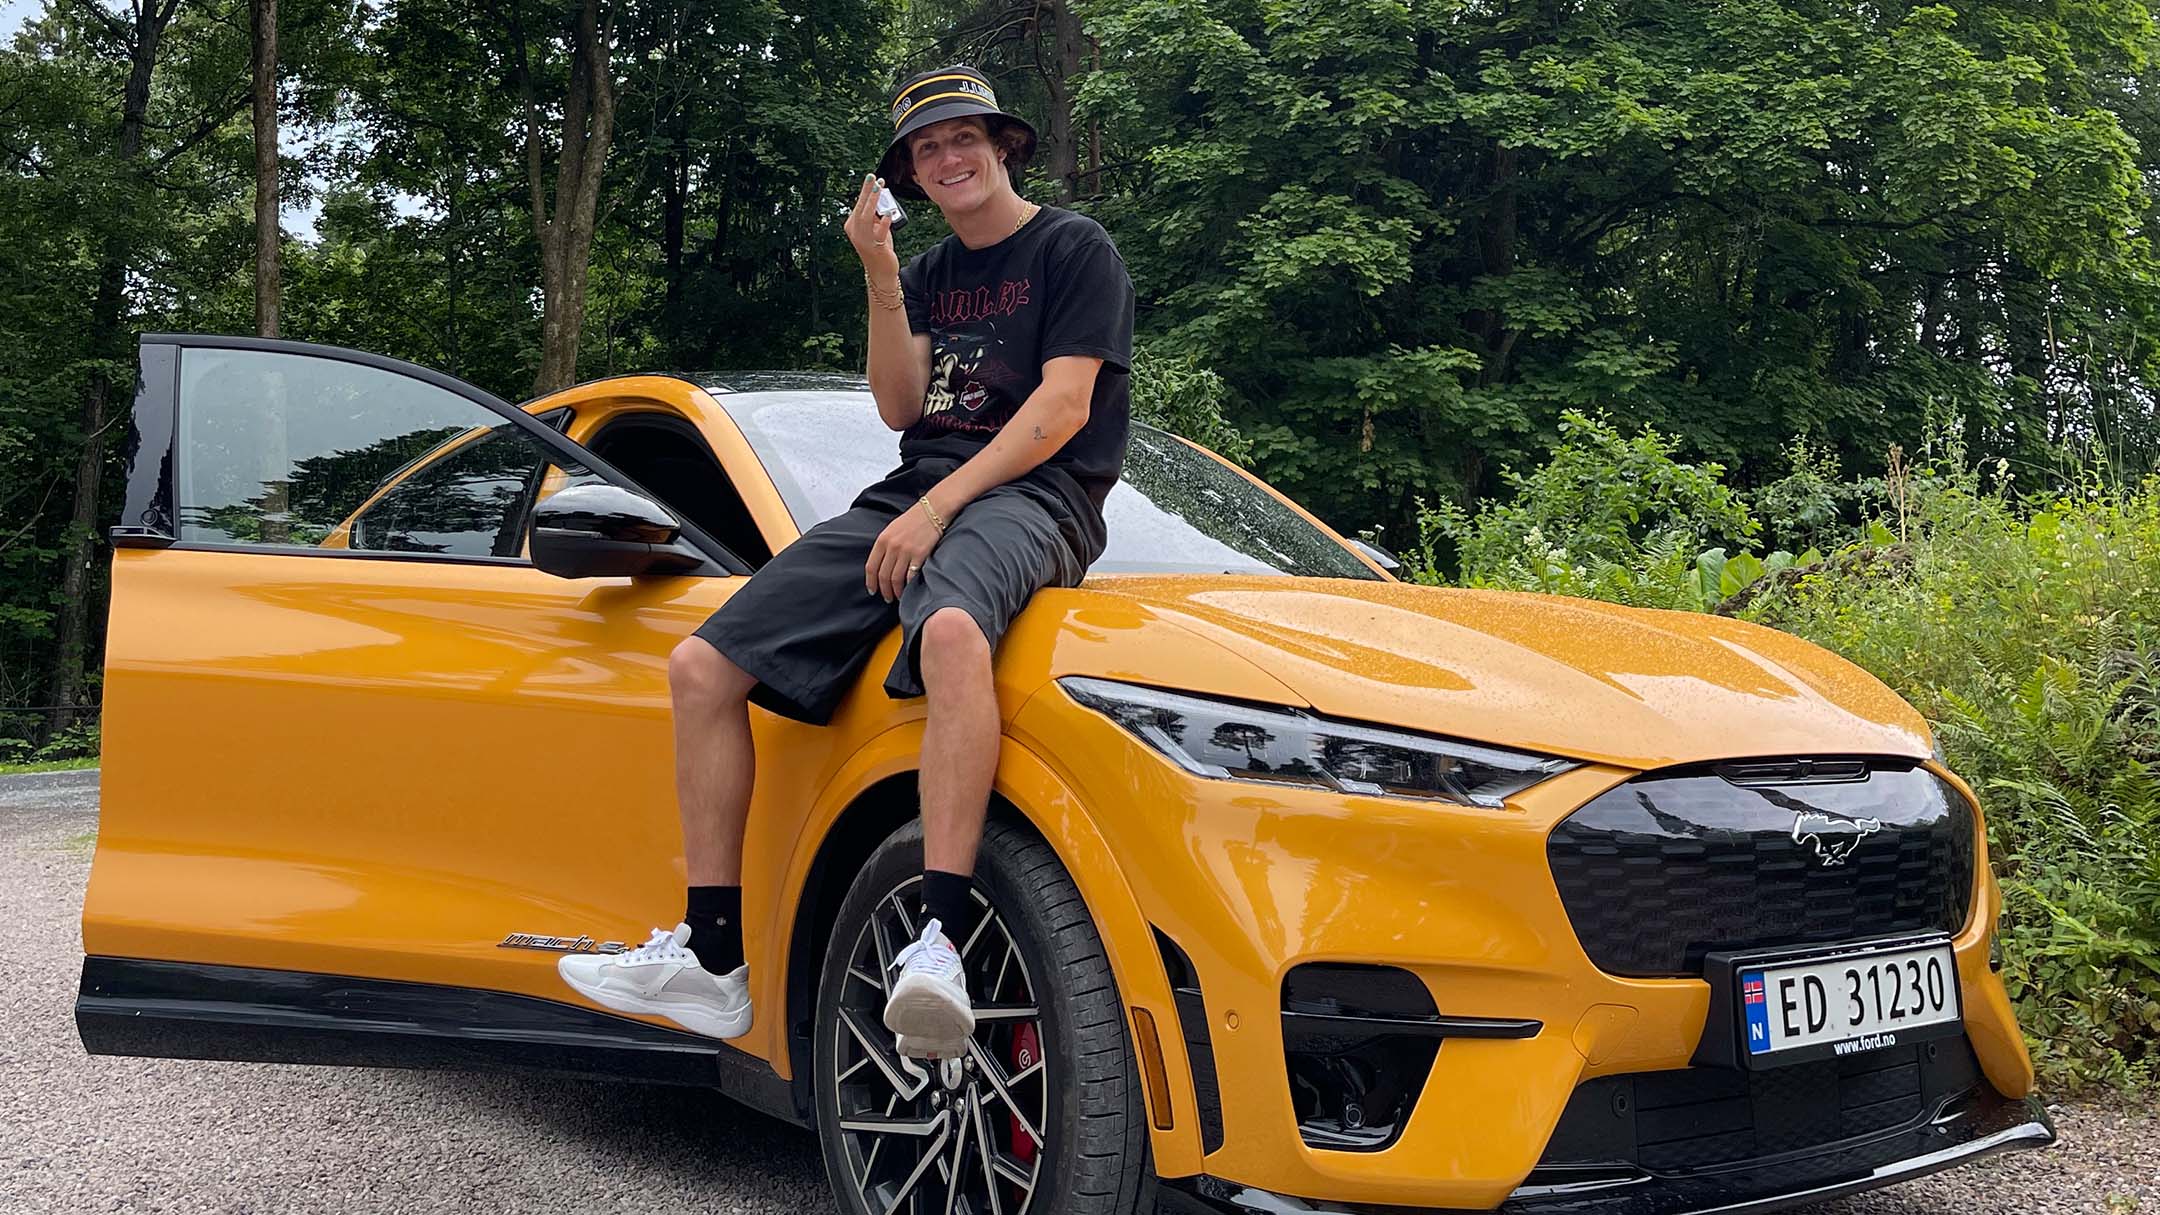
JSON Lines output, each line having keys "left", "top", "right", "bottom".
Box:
{"left": 3, "top": 769, "right": 2152, "bottom": 1213}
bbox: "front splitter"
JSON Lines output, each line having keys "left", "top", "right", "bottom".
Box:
{"left": 1158, "top": 1089, "right": 2055, "bottom": 1215}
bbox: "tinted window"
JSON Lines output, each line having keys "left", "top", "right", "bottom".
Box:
{"left": 715, "top": 388, "right": 1380, "bottom": 579}
{"left": 174, "top": 347, "right": 537, "bottom": 553}
{"left": 349, "top": 423, "right": 555, "bottom": 557}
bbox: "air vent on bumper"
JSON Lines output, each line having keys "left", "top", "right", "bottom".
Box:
{"left": 1155, "top": 929, "right": 1226, "bottom": 1154}
{"left": 1281, "top": 963, "right": 1540, "bottom": 1152}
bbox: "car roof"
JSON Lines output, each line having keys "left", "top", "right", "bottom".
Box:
{"left": 693, "top": 371, "right": 869, "bottom": 395}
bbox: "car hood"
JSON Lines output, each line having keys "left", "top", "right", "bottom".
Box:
{"left": 1081, "top": 575, "right": 1930, "bottom": 771}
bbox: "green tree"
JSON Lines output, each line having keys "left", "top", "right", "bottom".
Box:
{"left": 0, "top": 0, "right": 350, "bottom": 731}
{"left": 1075, "top": 0, "right": 2160, "bottom": 539}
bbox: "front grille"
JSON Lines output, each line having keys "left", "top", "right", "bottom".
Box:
{"left": 1536, "top": 1036, "right": 1982, "bottom": 1177}
{"left": 1546, "top": 760, "right": 1975, "bottom": 976}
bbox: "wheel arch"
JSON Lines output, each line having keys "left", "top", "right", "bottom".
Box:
{"left": 774, "top": 730, "right": 1207, "bottom": 1178}
{"left": 782, "top": 769, "right": 917, "bottom": 1114}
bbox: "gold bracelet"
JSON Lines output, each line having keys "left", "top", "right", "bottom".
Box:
{"left": 918, "top": 494, "right": 947, "bottom": 533}
{"left": 865, "top": 272, "right": 904, "bottom": 312}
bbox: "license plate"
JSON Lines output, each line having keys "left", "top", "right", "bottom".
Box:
{"left": 1740, "top": 941, "right": 1962, "bottom": 1064}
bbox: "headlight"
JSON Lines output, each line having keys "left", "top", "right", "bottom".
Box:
{"left": 1058, "top": 676, "right": 1578, "bottom": 809}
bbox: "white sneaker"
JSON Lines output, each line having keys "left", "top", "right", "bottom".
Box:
{"left": 884, "top": 917, "right": 974, "bottom": 1059}
{"left": 557, "top": 924, "right": 752, "bottom": 1040}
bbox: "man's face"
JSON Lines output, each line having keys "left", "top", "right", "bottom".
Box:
{"left": 907, "top": 116, "right": 1003, "bottom": 213}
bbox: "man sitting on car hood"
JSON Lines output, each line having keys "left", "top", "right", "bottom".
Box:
{"left": 556, "top": 63, "right": 1136, "bottom": 1058}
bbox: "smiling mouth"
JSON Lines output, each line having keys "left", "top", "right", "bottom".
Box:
{"left": 938, "top": 170, "right": 977, "bottom": 188}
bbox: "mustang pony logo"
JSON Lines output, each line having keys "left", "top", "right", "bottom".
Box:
{"left": 1790, "top": 811, "right": 1883, "bottom": 866}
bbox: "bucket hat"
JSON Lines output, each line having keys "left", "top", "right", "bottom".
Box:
{"left": 876, "top": 64, "right": 1038, "bottom": 200}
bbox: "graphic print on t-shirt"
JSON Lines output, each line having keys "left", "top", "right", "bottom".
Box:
{"left": 898, "top": 206, "right": 1135, "bottom": 511}
{"left": 918, "top": 277, "right": 1033, "bottom": 436}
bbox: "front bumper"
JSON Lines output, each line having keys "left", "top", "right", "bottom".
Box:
{"left": 1161, "top": 1087, "right": 2055, "bottom": 1214}
{"left": 1011, "top": 687, "right": 2041, "bottom": 1206}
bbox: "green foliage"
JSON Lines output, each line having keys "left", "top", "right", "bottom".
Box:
{"left": 1750, "top": 454, "right": 2160, "bottom": 1088}
{"left": 1407, "top": 411, "right": 1759, "bottom": 608}
{"left": 1688, "top": 546, "right": 1816, "bottom": 607}
{"left": 33, "top": 721, "right": 100, "bottom": 762}
{"left": 1129, "top": 346, "right": 1253, "bottom": 465}
{"left": 1941, "top": 655, "right": 2160, "bottom": 1089}
{"left": 1754, "top": 438, "right": 1886, "bottom": 554}
{"left": 800, "top": 332, "right": 848, "bottom": 370}
{"left": 1438, "top": 422, "right": 2160, "bottom": 1089}
{"left": 0, "top": 756, "right": 99, "bottom": 775}
{"left": 1077, "top": 0, "right": 2160, "bottom": 538}
{"left": 0, "top": 715, "right": 97, "bottom": 764}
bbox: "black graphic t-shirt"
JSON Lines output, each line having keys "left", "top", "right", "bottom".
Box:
{"left": 899, "top": 206, "right": 1135, "bottom": 516}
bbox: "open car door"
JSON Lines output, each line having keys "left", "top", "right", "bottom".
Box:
{"left": 77, "top": 335, "right": 793, "bottom": 1119}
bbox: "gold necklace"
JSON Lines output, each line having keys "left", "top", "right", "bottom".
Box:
{"left": 1012, "top": 201, "right": 1040, "bottom": 235}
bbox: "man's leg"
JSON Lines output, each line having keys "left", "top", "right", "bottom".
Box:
{"left": 558, "top": 472, "right": 923, "bottom": 1040}
{"left": 668, "top": 635, "right": 760, "bottom": 973}
{"left": 917, "top": 606, "right": 998, "bottom": 882}
{"left": 878, "top": 482, "right": 1091, "bottom": 1058}
{"left": 884, "top": 605, "right": 998, "bottom": 1060}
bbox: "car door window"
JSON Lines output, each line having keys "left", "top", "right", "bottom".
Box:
{"left": 347, "top": 423, "right": 555, "bottom": 557}
{"left": 175, "top": 346, "right": 567, "bottom": 558}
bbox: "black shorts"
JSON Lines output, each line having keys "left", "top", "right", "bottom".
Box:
{"left": 692, "top": 459, "right": 1105, "bottom": 725}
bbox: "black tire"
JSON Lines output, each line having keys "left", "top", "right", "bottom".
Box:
{"left": 813, "top": 817, "right": 1153, "bottom": 1215}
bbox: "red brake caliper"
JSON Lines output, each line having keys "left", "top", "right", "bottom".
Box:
{"left": 1009, "top": 1021, "right": 1041, "bottom": 1166}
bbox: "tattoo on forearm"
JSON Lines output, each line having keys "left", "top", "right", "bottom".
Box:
{"left": 1033, "top": 425, "right": 1046, "bottom": 440}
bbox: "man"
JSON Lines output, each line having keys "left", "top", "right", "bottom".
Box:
{"left": 558, "top": 65, "right": 1135, "bottom": 1060}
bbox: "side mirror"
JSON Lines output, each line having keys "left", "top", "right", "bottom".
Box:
{"left": 531, "top": 483, "right": 706, "bottom": 578}
{"left": 1351, "top": 537, "right": 1402, "bottom": 572}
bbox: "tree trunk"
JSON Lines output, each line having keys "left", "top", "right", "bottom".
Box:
{"left": 48, "top": 0, "right": 183, "bottom": 736}
{"left": 251, "top": 0, "right": 279, "bottom": 338}
{"left": 1086, "top": 37, "right": 1102, "bottom": 196}
{"left": 445, "top": 167, "right": 462, "bottom": 374}
{"left": 1472, "top": 142, "right": 1518, "bottom": 385}
{"left": 520, "top": 0, "right": 618, "bottom": 396}
{"left": 1038, "top": 0, "right": 1086, "bottom": 203}
{"left": 662, "top": 131, "right": 685, "bottom": 360}
{"left": 2003, "top": 259, "right": 2052, "bottom": 454}
{"left": 1919, "top": 274, "right": 1944, "bottom": 354}
{"left": 807, "top": 176, "right": 822, "bottom": 335}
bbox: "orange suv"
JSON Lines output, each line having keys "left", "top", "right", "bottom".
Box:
{"left": 78, "top": 335, "right": 2053, "bottom": 1214}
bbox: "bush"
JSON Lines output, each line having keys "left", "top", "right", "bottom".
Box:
{"left": 1428, "top": 422, "right": 2160, "bottom": 1091}
{"left": 33, "top": 721, "right": 99, "bottom": 763}
{"left": 1752, "top": 456, "right": 2160, "bottom": 1089}
{"left": 1407, "top": 412, "right": 1796, "bottom": 611}
{"left": 1129, "top": 347, "right": 1254, "bottom": 466}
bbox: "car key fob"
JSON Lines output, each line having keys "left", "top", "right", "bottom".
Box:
{"left": 875, "top": 184, "right": 909, "bottom": 232}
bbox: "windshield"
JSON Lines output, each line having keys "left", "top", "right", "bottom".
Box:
{"left": 709, "top": 386, "right": 1381, "bottom": 579}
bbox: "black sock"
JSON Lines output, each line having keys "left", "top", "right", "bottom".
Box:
{"left": 684, "top": 885, "right": 744, "bottom": 974}
{"left": 920, "top": 870, "right": 975, "bottom": 940}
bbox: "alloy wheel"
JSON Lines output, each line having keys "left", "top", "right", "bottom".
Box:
{"left": 830, "top": 877, "right": 1049, "bottom": 1215}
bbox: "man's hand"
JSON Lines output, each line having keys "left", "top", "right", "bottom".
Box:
{"left": 865, "top": 498, "right": 944, "bottom": 602}
{"left": 848, "top": 172, "right": 930, "bottom": 427}
{"left": 844, "top": 173, "right": 900, "bottom": 282}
